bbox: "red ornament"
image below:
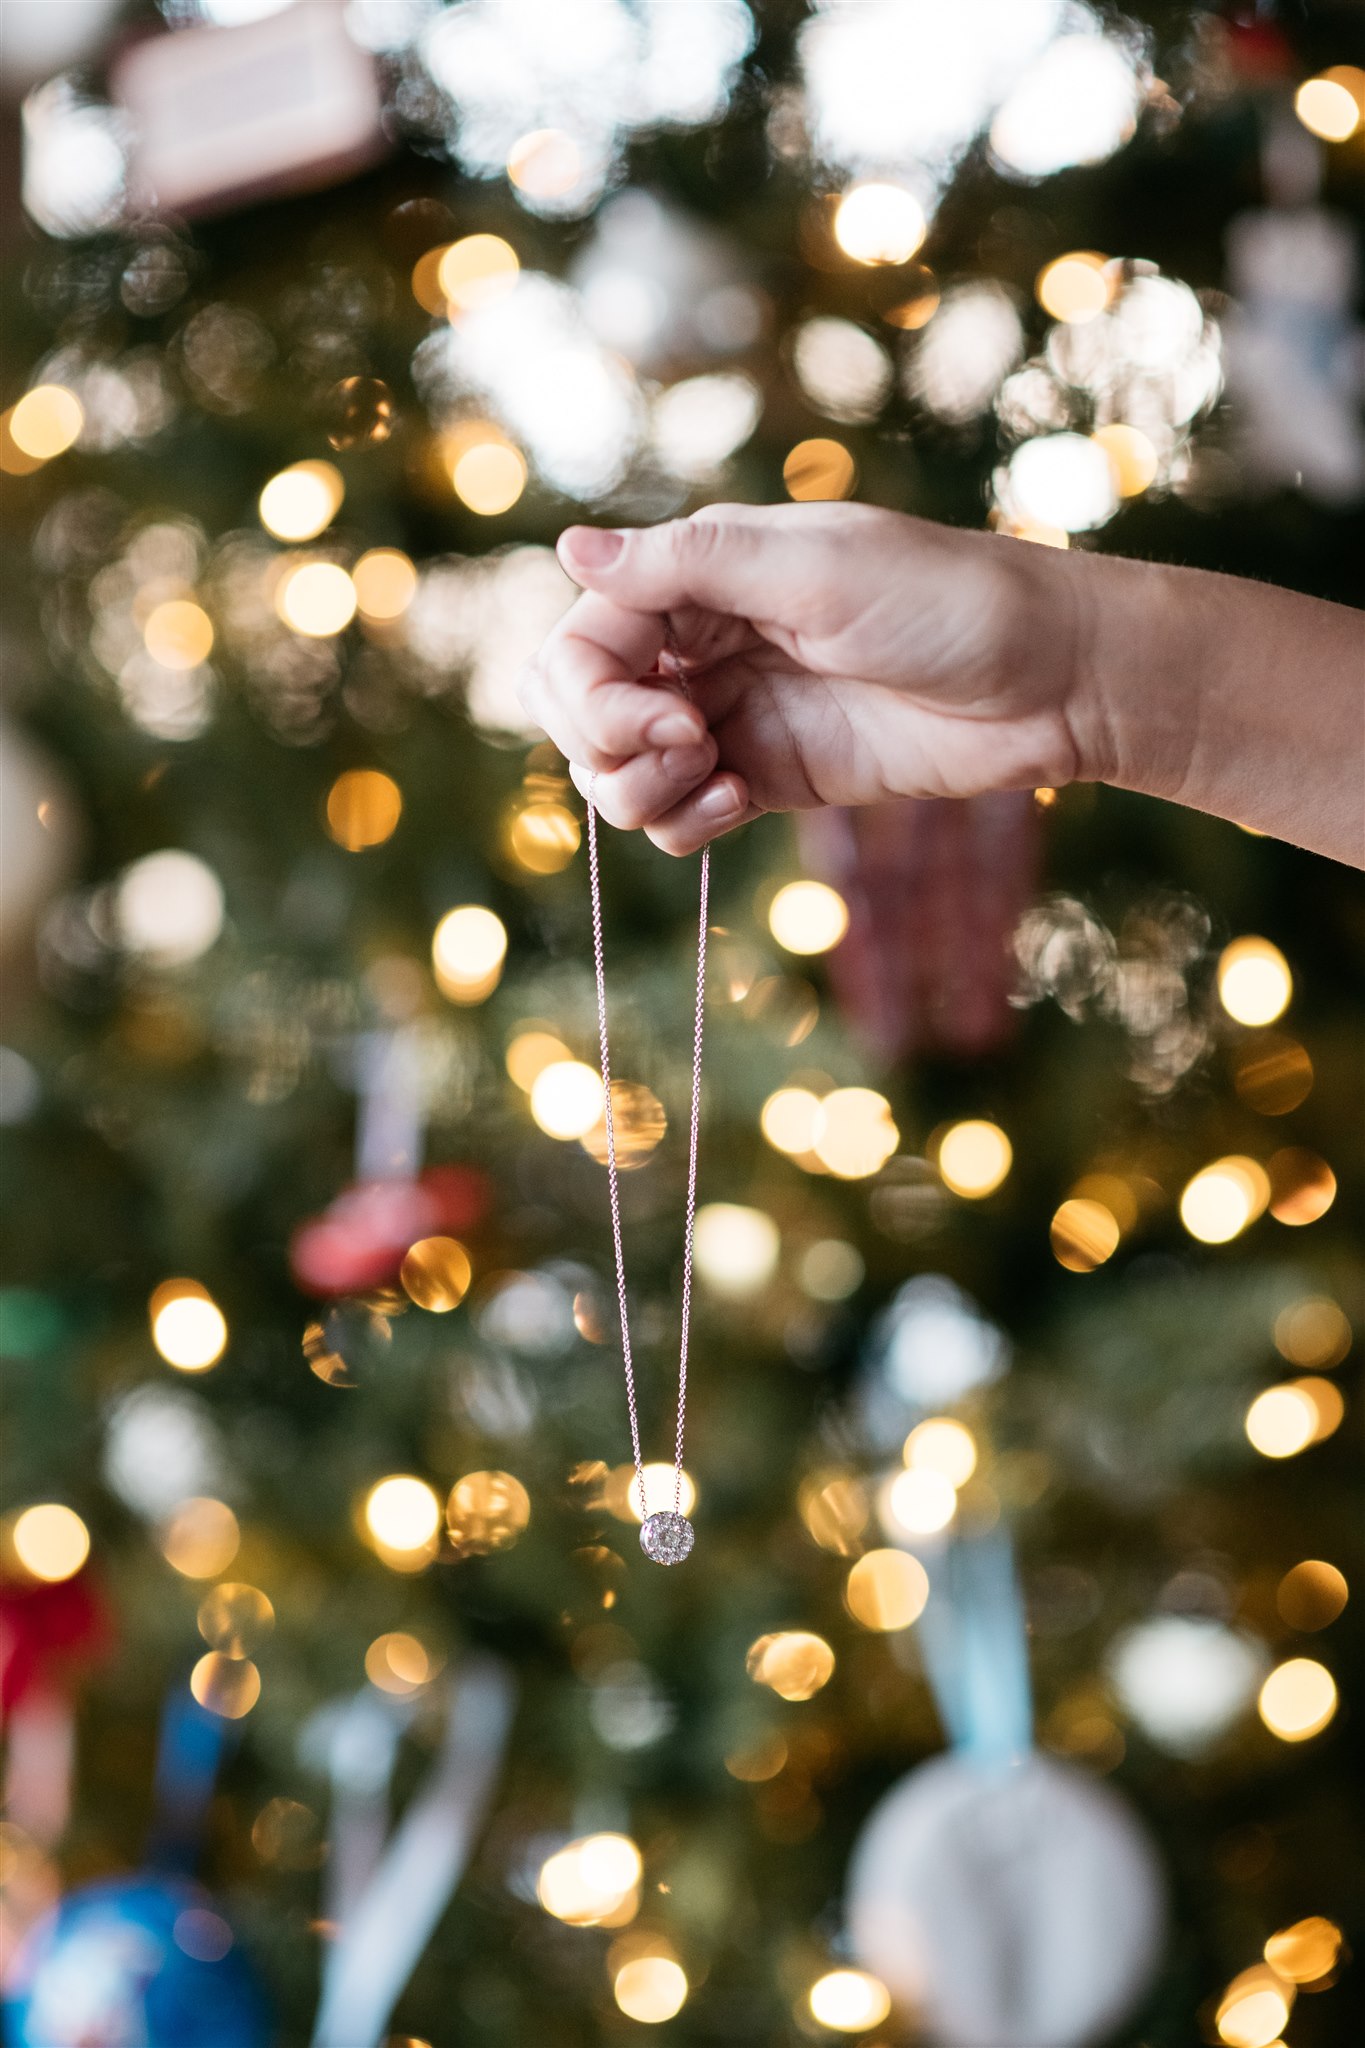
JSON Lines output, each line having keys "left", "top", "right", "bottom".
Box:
{"left": 0, "top": 1570, "right": 113, "bottom": 1720}
{"left": 1220, "top": 13, "right": 1294, "bottom": 83}
{"left": 289, "top": 1164, "right": 491, "bottom": 1298}
{"left": 797, "top": 793, "right": 1044, "bottom": 1064}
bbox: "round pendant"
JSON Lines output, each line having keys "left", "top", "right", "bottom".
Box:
{"left": 640, "top": 1511, "right": 694, "bottom": 1566}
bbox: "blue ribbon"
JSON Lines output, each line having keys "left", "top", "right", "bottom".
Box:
{"left": 915, "top": 1530, "right": 1033, "bottom": 1766}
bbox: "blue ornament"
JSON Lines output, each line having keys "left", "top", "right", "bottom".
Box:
{"left": 5, "top": 1874, "right": 269, "bottom": 2048}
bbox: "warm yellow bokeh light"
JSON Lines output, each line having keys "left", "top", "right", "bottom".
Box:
{"left": 580, "top": 1079, "right": 668, "bottom": 1170}
{"left": 400, "top": 1236, "right": 472, "bottom": 1313}
{"left": 1297, "top": 1375, "right": 1345, "bottom": 1444}
{"left": 506, "top": 800, "right": 580, "bottom": 874}
{"left": 160, "top": 1497, "right": 240, "bottom": 1578}
{"left": 364, "top": 1475, "right": 441, "bottom": 1555}
{"left": 760, "top": 1086, "right": 823, "bottom": 1158}
{"left": 1217, "top": 937, "right": 1292, "bottom": 1026}
{"left": 808, "top": 1968, "right": 892, "bottom": 2033}
{"left": 258, "top": 460, "right": 344, "bottom": 543}
{"left": 446, "top": 1469, "right": 532, "bottom": 1555}
{"left": 693, "top": 1202, "right": 781, "bottom": 1293}
{"left": 845, "top": 1548, "right": 930, "bottom": 1631}
{"left": 353, "top": 548, "right": 418, "bottom": 622}
{"left": 190, "top": 1653, "right": 261, "bottom": 1720}
{"left": 886, "top": 1466, "right": 957, "bottom": 1536}
{"left": 1179, "top": 1156, "right": 1269, "bottom": 1244}
{"left": 9, "top": 384, "right": 84, "bottom": 460}
{"left": 1267, "top": 1148, "right": 1336, "bottom": 1227}
{"left": 432, "top": 903, "right": 508, "bottom": 1005}
{"left": 276, "top": 560, "right": 357, "bottom": 637}
{"left": 1274, "top": 1296, "right": 1351, "bottom": 1370}
{"left": 13, "top": 1504, "right": 90, "bottom": 1583}
{"left": 538, "top": 1833, "right": 641, "bottom": 1926}
{"left": 783, "top": 438, "right": 856, "bottom": 502}
{"left": 143, "top": 598, "right": 214, "bottom": 671}
{"left": 811, "top": 1088, "right": 898, "bottom": 1180}
{"left": 450, "top": 433, "right": 527, "bottom": 516}
{"left": 798, "top": 1471, "right": 869, "bottom": 1556}
{"left": 627, "top": 1464, "right": 698, "bottom": 1524}
{"left": 833, "top": 182, "right": 926, "bottom": 265}
{"left": 614, "top": 1956, "right": 689, "bottom": 2024}
{"left": 1258, "top": 1658, "right": 1338, "bottom": 1742}
{"left": 746, "top": 1630, "right": 835, "bottom": 1701}
{"left": 438, "top": 234, "right": 520, "bottom": 314}
{"left": 506, "top": 1028, "right": 571, "bottom": 1093}
{"left": 530, "top": 1059, "right": 605, "bottom": 1139}
{"left": 325, "top": 769, "right": 402, "bottom": 851}
{"left": 1294, "top": 75, "right": 1361, "bottom": 143}
{"left": 1264, "top": 1916, "right": 1344, "bottom": 1986}
{"left": 508, "top": 128, "right": 584, "bottom": 202}
{"left": 150, "top": 1280, "right": 228, "bottom": 1372}
{"left": 365, "top": 1631, "right": 432, "bottom": 1695}
{"left": 1215, "top": 1965, "right": 1293, "bottom": 2048}
{"left": 1093, "top": 423, "right": 1158, "bottom": 497}
{"left": 1036, "top": 252, "right": 1111, "bottom": 324}
{"left": 1245, "top": 1383, "right": 1319, "bottom": 1459}
{"left": 1050, "top": 1196, "right": 1121, "bottom": 1272}
{"left": 197, "top": 1582, "right": 274, "bottom": 1659}
{"left": 937, "top": 1119, "right": 1012, "bottom": 1198}
{"left": 767, "top": 879, "right": 849, "bottom": 955}
{"left": 904, "top": 1418, "right": 978, "bottom": 1487}
{"left": 1276, "top": 1558, "right": 1349, "bottom": 1632}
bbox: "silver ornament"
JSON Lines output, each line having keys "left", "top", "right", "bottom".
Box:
{"left": 639, "top": 1511, "right": 694, "bottom": 1566}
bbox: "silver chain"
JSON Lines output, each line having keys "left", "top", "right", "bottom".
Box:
{"left": 584, "top": 723, "right": 710, "bottom": 1523}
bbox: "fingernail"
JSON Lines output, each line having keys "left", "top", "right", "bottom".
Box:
{"left": 661, "top": 743, "right": 711, "bottom": 777}
{"left": 697, "top": 781, "right": 742, "bottom": 821}
{"left": 648, "top": 711, "right": 702, "bottom": 748}
{"left": 561, "top": 526, "right": 624, "bottom": 569}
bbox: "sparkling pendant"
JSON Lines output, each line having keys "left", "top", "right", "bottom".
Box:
{"left": 640, "top": 1511, "right": 694, "bottom": 1566}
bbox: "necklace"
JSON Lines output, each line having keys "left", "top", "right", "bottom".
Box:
{"left": 585, "top": 751, "right": 710, "bottom": 1569}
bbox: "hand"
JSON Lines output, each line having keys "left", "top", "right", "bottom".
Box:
{"left": 519, "top": 503, "right": 1088, "bottom": 854}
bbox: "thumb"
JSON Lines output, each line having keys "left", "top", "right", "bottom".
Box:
{"left": 557, "top": 509, "right": 810, "bottom": 622}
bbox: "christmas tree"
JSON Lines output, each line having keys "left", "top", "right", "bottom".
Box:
{"left": 1, "top": 4, "right": 1362, "bottom": 2045}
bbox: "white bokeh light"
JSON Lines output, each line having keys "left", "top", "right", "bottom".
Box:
{"left": 906, "top": 282, "right": 1023, "bottom": 423}
{"left": 1108, "top": 1616, "right": 1269, "bottom": 1758}
{"left": 989, "top": 33, "right": 1140, "bottom": 179}
{"left": 793, "top": 317, "right": 893, "bottom": 424}
{"left": 651, "top": 374, "right": 761, "bottom": 481}
{"left": 1003, "top": 431, "right": 1119, "bottom": 532}
{"left": 116, "top": 850, "right": 225, "bottom": 967}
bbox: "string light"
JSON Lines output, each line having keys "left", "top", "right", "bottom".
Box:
{"left": 627, "top": 1465, "right": 698, "bottom": 1523}
{"left": 936, "top": 1119, "right": 1012, "bottom": 1198}
{"left": 1179, "top": 1157, "right": 1269, "bottom": 1244}
{"left": 799, "top": 1239, "right": 864, "bottom": 1301}
{"left": 1217, "top": 937, "right": 1292, "bottom": 1026}
{"left": 885, "top": 1466, "right": 957, "bottom": 1536}
{"left": 1215, "top": 1965, "right": 1293, "bottom": 2048}
{"left": 537, "top": 1833, "right": 641, "bottom": 1926}
{"left": 1276, "top": 1559, "right": 1349, "bottom": 1632}
{"left": 257, "top": 460, "right": 344, "bottom": 543}
{"left": 1036, "top": 252, "right": 1111, "bottom": 324}
{"left": 1267, "top": 1148, "right": 1336, "bottom": 1226}
{"left": 1244, "top": 1383, "right": 1318, "bottom": 1459}
{"left": 324, "top": 769, "right": 402, "bottom": 851}
{"left": 693, "top": 1202, "right": 781, "bottom": 1294}
{"left": 508, "top": 129, "right": 585, "bottom": 204}
{"left": 613, "top": 1956, "right": 689, "bottom": 2024}
{"left": 845, "top": 1548, "right": 929, "bottom": 1631}
{"left": 1274, "top": 1296, "right": 1351, "bottom": 1369}
{"left": 1294, "top": 72, "right": 1363, "bottom": 143}
{"left": 810, "top": 1088, "right": 898, "bottom": 1179}
{"left": 1093, "top": 423, "right": 1158, "bottom": 497}
{"left": 505, "top": 798, "right": 580, "bottom": 873}
{"left": 530, "top": 1059, "right": 604, "bottom": 1139}
{"left": 363, "top": 1475, "right": 441, "bottom": 1568}
{"left": 150, "top": 1280, "right": 228, "bottom": 1372}
{"left": 159, "top": 1497, "right": 240, "bottom": 1578}
{"left": 196, "top": 1583, "right": 274, "bottom": 1658}
{"left": 904, "top": 1418, "right": 978, "bottom": 1487}
{"left": 190, "top": 1653, "right": 261, "bottom": 1720}
{"left": 1257, "top": 1657, "right": 1338, "bottom": 1742}
{"left": 437, "top": 234, "right": 520, "bottom": 314}
{"left": 783, "top": 438, "right": 856, "bottom": 501}
{"left": 1264, "top": 1916, "right": 1344, "bottom": 1986}
{"left": 275, "top": 560, "right": 357, "bottom": 637}
{"left": 446, "top": 1470, "right": 531, "bottom": 1554}
{"left": 117, "top": 850, "right": 224, "bottom": 967}
{"left": 767, "top": 880, "right": 849, "bottom": 954}
{"left": 798, "top": 1471, "right": 869, "bottom": 1556}
{"left": 432, "top": 903, "right": 508, "bottom": 1004}
{"left": 1050, "top": 1195, "right": 1121, "bottom": 1272}
{"left": 353, "top": 548, "right": 418, "bottom": 623}
{"left": 445, "top": 423, "right": 527, "bottom": 515}
{"left": 7, "top": 384, "right": 83, "bottom": 460}
{"left": 761, "top": 1086, "right": 823, "bottom": 1159}
{"left": 365, "top": 1632, "right": 432, "bottom": 1695}
{"left": 143, "top": 599, "right": 214, "bottom": 670}
{"left": 400, "top": 1237, "right": 472, "bottom": 1312}
{"left": 12, "top": 1504, "right": 90, "bottom": 1583}
{"left": 580, "top": 1080, "right": 667, "bottom": 1169}
{"left": 833, "top": 181, "right": 925, "bottom": 264}
{"left": 746, "top": 1631, "right": 835, "bottom": 1701}
{"left": 808, "top": 1969, "right": 892, "bottom": 2032}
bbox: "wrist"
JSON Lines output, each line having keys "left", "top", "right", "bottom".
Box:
{"left": 1053, "top": 549, "right": 1202, "bottom": 802}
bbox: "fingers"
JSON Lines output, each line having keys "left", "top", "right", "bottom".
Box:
{"left": 520, "top": 592, "right": 705, "bottom": 772}
{"left": 567, "top": 734, "right": 718, "bottom": 830}
{"left": 643, "top": 773, "right": 758, "bottom": 857}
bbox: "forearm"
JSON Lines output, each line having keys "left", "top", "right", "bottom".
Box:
{"left": 1062, "top": 550, "right": 1365, "bottom": 867}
